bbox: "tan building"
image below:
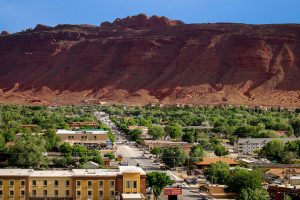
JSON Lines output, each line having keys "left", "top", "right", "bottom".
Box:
{"left": 142, "top": 140, "right": 192, "bottom": 154}
{"left": 57, "top": 129, "right": 109, "bottom": 149}
{"left": 0, "top": 166, "right": 146, "bottom": 200}
{"left": 194, "top": 157, "right": 238, "bottom": 169}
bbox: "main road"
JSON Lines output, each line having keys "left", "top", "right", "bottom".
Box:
{"left": 94, "top": 111, "right": 160, "bottom": 170}
{"left": 94, "top": 111, "right": 213, "bottom": 200}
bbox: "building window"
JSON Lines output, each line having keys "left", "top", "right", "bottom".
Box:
{"left": 54, "top": 180, "right": 59, "bottom": 187}
{"left": 94, "top": 136, "right": 97, "bottom": 139}
{"left": 21, "top": 180, "right": 25, "bottom": 187}
{"left": 66, "top": 190, "right": 70, "bottom": 196}
{"left": 88, "top": 180, "right": 92, "bottom": 188}
{"left": 32, "top": 190, "right": 36, "bottom": 197}
{"left": 43, "top": 180, "right": 47, "bottom": 186}
{"left": 9, "top": 180, "right": 14, "bottom": 188}
{"left": 99, "top": 180, "right": 104, "bottom": 188}
{"left": 55, "top": 190, "right": 58, "bottom": 196}
{"left": 110, "top": 191, "right": 114, "bottom": 197}
{"left": 99, "top": 191, "right": 103, "bottom": 198}
{"left": 76, "top": 180, "right": 81, "bottom": 187}
{"left": 88, "top": 191, "right": 92, "bottom": 197}
{"left": 21, "top": 190, "right": 25, "bottom": 197}
{"left": 43, "top": 190, "right": 47, "bottom": 197}
{"left": 0, "top": 191, "right": 2, "bottom": 197}
{"left": 0, "top": 180, "right": 2, "bottom": 187}
{"left": 32, "top": 180, "right": 36, "bottom": 187}
{"left": 9, "top": 190, "right": 14, "bottom": 197}
{"left": 76, "top": 191, "right": 81, "bottom": 197}
{"left": 66, "top": 180, "right": 70, "bottom": 187}
{"left": 126, "top": 180, "right": 131, "bottom": 188}
{"left": 110, "top": 180, "right": 115, "bottom": 188}
{"left": 133, "top": 180, "right": 137, "bottom": 188}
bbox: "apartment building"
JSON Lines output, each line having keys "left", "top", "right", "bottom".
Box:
{"left": 57, "top": 129, "right": 109, "bottom": 149}
{"left": 235, "top": 138, "right": 300, "bottom": 156}
{"left": 0, "top": 166, "right": 146, "bottom": 200}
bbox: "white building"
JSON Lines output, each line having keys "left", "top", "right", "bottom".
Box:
{"left": 235, "top": 138, "right": 300, "bottom": 156}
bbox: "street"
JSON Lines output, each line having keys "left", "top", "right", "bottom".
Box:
{"left": 94, "top": 111, "right": 212, "bottom": 200}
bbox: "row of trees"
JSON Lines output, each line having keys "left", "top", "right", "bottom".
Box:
{"left": 109, "top": 105, "right": 300, "bottom": 140}
{"left": 259, "top": 140, "right": 300, "bottom": 164}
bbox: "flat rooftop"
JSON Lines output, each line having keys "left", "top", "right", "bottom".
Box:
{"left": 0, "top": 166, "right": 146, "bottom": 177}
{"left": 237, "top": 138, "right": 300, "bottom": 144}
{"left": 57, "top": 129, "right": 108, "bottom": 134}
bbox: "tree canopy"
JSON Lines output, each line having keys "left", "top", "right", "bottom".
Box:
{"left": 146, "top": 172, "right": 173, "bottom": 200}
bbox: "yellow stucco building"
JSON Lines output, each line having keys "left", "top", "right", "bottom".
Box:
{"left": 0, "top": 166, "right": 146, "bottom": 200}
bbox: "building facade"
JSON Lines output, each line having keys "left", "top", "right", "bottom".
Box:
{"left": 57, "top": 129, "right": 109, "bottom": 149}
{"left": 0, "top": 166, "right": 146, "bottom": 200}
{"left": 142, "top": 140, "right": 192, "bottom": 155}
{"left": 235, "top": 138, "right": 300, "bottom": 156}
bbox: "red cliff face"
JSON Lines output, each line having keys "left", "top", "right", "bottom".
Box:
{"left": 0, "top": 15, "right": 300, "bottom": 107}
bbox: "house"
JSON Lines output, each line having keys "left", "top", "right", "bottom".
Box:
{"left": 57, "top": 129, "right": 108, "bottom": 149}
{"left": 194, "top": 158, "right": 238, "bottom": 169}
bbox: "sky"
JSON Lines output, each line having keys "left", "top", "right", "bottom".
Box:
{"left": 1, "top": 0, "right": 300, "bottom": 33}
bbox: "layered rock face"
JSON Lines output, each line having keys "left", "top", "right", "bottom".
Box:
{"left": 0, "top": 14, "right": 300, "bottom": 107}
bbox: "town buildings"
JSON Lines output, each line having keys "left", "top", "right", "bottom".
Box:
{"left": 142, "top": 140, "right": 192, "bottom": 154}
{"left": 235, "top": 138, "right": 300, "bottom": 156}
{"left": 57, "top": 129, "right": 109, "bottom": 149}
{"left": 0, "top": 166, "right": 146, "bottom": 200}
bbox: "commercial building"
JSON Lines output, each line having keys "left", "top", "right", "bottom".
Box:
{"left": 268, "top": 185, "right": 300, "bottom": 200}
{"left": 57, "top": 129, "right": 109, "bottom": 149}
{"left": 235, "top": 138, "right": 300, "bottom": 156}
{"left": 0, "top": 166, "right": 146, "bottom": 200}
{"left": 142, "top": 140, "right": 192, "bottom": 154}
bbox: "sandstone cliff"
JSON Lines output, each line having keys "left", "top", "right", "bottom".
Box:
{"left": 0, "top": 14, "right": 300, "bottom": 107}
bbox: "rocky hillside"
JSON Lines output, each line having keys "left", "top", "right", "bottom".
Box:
{"left": 0, "top": 14, "right": 300, "bottom": 107}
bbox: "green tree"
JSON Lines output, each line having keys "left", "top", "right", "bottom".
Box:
{"left": 259, "top": 140, "right": 285, "bottom": 162}
{"left": 108, "top": 131, "right": 116, "bottom": 144}
{"left": 237, "top": 188, "right": 268, "bottom": 200}
{"left": 283, "top": 195, "right": 292, "bottom": 200}
{"left": 165, "top": 123, "right": 182, "bottom": 140}
{"left": 226, "top": 169, "right": 263, "bottom": 193}
{"left": 0, "top": 134, "right": 5, "bottom": 150}
{"left": 205, "top": 161, "right": 230, "bottom": 184}
{"left": 59, "top": 142, "right": 73, "bottom": 154}
{"left": 8, "top": 134, "right": 47, "bottom": 168}
{"left": 214, "top": 145, "right": 229, "bottom": 157}
{"left": 182, "top": 128, "right": 196, "bottom": 143}
{"left": 44, "top": 129, "right": 60, "bottom": 151}
{"left": 104, "top": 152, "right": 116, "bottom": 160}
{"left": 150, "top": 147, "right": 163, "bottom": 157}
{"left": 127, "top": 129, "right": 142, "bottom": 142}
{"left": 161, "top": 146, "right": 186, "bottom": 168}
{"left": 148, "top": 126, "right": 165, "bottom": 140}
{"left": 189, "top": 146, "right": 204, "bottom": 162}
{"left": 146, "top": 172, "right": 173, "bottom": 200}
